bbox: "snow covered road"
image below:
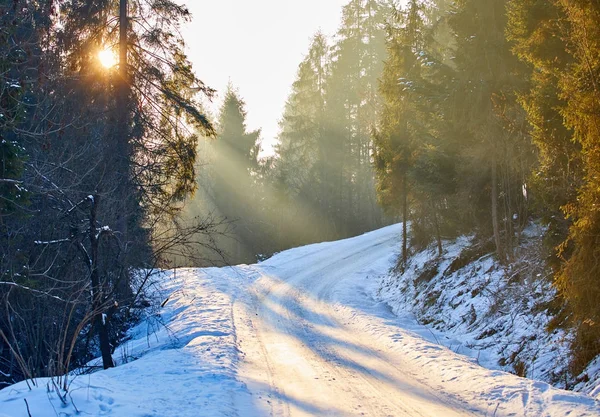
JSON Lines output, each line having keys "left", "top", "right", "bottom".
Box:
{"left": 234, "top": 225, "right": 600, "bottom": 416}
{"left": 1, "top": 224, "right": 599, "bottom": 416}
{"left": 235, "top": 226, "right": 477, "bottom": 416}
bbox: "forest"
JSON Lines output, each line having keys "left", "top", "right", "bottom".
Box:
{"left": 2, "top": 0, "right": 600, "bottom": 396}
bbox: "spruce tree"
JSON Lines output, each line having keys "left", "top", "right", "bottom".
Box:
{"left": 0, "top": 18, "right": 28, "bottom": 218}
{"left": 447, "top": 0, "right": 531, "bottom": 263}
{"left": 374, "top": 0, "right": 425, "bottom": 266}
{"left": 555, "top": 0, "right": 600, "bottom": 373}
{"left": 273, "top": 33, "right": 334, "bottom": 247}
{"left": 325, "top": 0, "right": 388, "bottom": 237}
{"left": 508, "top": 0, "right": 600, "bottom": 375}
{"left": 0, "top": 0, "right": 216, "bottom": 380}
{"left": 277, "top": 33, "right": 328, "bottom": 201}
{"left": 507, "top": 0, "right": 578, "bottom": 253}
{"left": 210, "top": 85, "right": 261, "bottom": 262}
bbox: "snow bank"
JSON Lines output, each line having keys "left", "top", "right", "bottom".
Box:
{"left": 0, "top": 268, "right": 257, "bottom": 417}
{"left": 376, "top": 224, "right": 600, "bottom": 399}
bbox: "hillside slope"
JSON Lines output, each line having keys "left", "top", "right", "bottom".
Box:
{"left": 377, "top": 225, "right": 600, "bottom": 398}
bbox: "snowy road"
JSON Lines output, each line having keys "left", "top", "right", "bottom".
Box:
{"left": 232, "top": 225, "right": 600, "bottom": 416}
{"left": 235, "top": 227, "right": 476, "bottom": 416}
{"left": 2, "top": 224, "right": 599, "bottom": 416}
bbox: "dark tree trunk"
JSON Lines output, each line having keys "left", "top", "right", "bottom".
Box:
{"left": 116, "top": 0, "right": 130, "bottom": 236}
{"left": 113, "top": 0, "right": 136, "bottom": 302}
{"left": 89, "top": 195, "right": 114, "bottom": 369}
{"left": 432, "top": 202, "right": 443, "bottom": 257}
{"left": 402, "top": 173, "right": 408, "bottom": 269}
{"left": 491, "top": 155, "right": 505, "bottom": 264}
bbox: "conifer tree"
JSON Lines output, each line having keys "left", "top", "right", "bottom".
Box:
{"left": 447, "top": 0, "right": 530, "bottom": 263}
{"left": 210, "top": 85, "right": 261, "bottom": 261}
{"left": 324, "top": 0, "right": 388, "bottom": 237}
{"left": 555, "top": 0, "right": 600, "bottom": 374}
{"left": 0, "top": 0, "right": 216, "bottom": 380}
{"left": 273, "top": 33, "right": 334, "bottom": 247}
{"left": 277, "top": 33, "right": 328, "bottom": 202}
{"left": 508, "top": 0, "right": 600, "bottom": 375}
{"left": 506, "top": 0, "right": 578, "bottom": 252}
{"left": 0, "top": 9, "right": 29, "bottom": 218}
{"left": 374, "top": 0, "right": 425, "bottom": 266}
{"left": 272, "top": 2, "right": 389, "bottom": 249}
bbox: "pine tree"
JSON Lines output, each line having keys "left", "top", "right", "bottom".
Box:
{"left": 373, "top": 0, "right": 426, "bottom": 266}
{"left": 324, "top": 0, "right": 388, "bottom": 237}
{"left": 272, "top": 33, "right": 334, "bottom": 247}
{"left": 54, "top": 0, "right": 216, "bottom": 370}
{"left": 550, "top": 1, "right": 600, "bottom": 343}
{"left": 0, "top": 0, "right": 216, "bottom": 381}
{"left": 507, "top": 0, "right": 579, "bottom": 254}
{"left": 277, "top": 33, "right": 328, "bottom": 200}
{"left": 447, "top": 0, "right": 531, "bottom": 263}
{"left": 512, "top": 0, "right": 600, "bottom": 376}
{"left": 0, "top": 12, "right": 28, "bottom": 218}
{"left": 273, "top": 1, "right": 390, "bottom": 249}
{"left": 505, "top": 0, "right": 600, "bottom": 377}
{"left": 210, "top": 85, "right": 261, "bottom": 262}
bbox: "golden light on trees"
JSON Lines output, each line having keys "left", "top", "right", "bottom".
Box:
{"left": 98, "top": 48, "right": 117, "bottom": 69}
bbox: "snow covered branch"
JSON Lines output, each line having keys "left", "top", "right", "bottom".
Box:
{"left": 34, "top": 238, "right": 70, "bottom": 245}
{"left": 0, "top": 178, "right": 22, "bottom": 184}
{"left": 0, "top": 281, "right": 69, "bottom": 303}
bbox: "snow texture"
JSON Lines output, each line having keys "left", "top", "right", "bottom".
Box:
{"left": 1, "top": 224, "right": 599, "bottom": 416}
{"left": 377, "top": 223, "right": 600, "bottom": 398}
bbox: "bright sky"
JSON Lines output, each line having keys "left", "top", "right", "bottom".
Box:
{"left": 182, "top": 0, "right": 349, "bottom": 156}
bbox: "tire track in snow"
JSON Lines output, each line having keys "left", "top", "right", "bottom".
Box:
{"left": 234, "top": 227, "right": 481, "bottom": 416}
{"left": 233, "top": 283, "right": 291, "bottom": 417}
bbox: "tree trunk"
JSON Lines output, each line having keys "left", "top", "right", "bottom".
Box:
{"left": 116, "top": 0, "right": 130, "bottom": 236}
{"left": 113, "top": 0, "right": 135, "bottom": 302}
{"left": 89, "top": 195, "right": 114, "bottom": 369}
{"left": 117, "top": 0, "right": 128, "bottom": 151}
{"left": 491, "top": 155, "right": 505, "bottom": 263}
{"left": 402, "top": 173, "right": 408, "bottom": 269}
{"left": 119, "top": 0, "right": 128, "bottom": 89}
{"left": 432, "top": 202, "right": 443, "bottom": 257}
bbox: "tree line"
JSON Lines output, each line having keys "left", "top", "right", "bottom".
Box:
{"left": 181, "top": 0, "right": 393, "bottom": 264}
{"left": 373, "top": 0, "right": 600, "bottom": 383}
{"left": 0, "top": 0, "right": 219, "bottom": 388}
{"left": 182, "top": 0, "right": 600, "bottom": 385}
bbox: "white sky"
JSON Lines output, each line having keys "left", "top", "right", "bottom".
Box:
{"left": 182, "top": 0, "right": 349, "bottom": 156}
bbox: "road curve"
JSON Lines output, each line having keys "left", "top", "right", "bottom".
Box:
{"left": 233, "top": 226, "right": 480, "bottom": 417}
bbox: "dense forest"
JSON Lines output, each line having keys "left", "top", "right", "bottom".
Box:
{"left": 181, "top": 1, "right": 392, "bottom": 263}
{"left": 2, "top": 0, "right": 600, "bottom": 394}
{"left": 181, "top": 0, "right": 600, "bottom": 386}
{"left": 0, "top": 0, "right": 221, "bottom": 388}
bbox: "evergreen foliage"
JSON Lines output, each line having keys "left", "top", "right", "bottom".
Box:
{"left": 371, "top": 0, "right": 600, "bottom": 382}
{"left": 267, "top": 2, "right": 390, "bottom": 251}
{"left": 374, "top": 0, "right": 426, "bottom": 266}
{"left": 211, "top": 85, "right": 262, "bottom": 261}
{"left": 506, "top": 0, "right": 600, "bottom": 378}
{"left": 0, "top": 0, "right": 215, "bottom": 386}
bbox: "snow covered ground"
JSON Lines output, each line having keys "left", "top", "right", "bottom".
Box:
{"left": 1, "top": 224, "right": 599, "bottom": 416}
{"left": 375, "top": 225, "right": 600, "bottom": 396}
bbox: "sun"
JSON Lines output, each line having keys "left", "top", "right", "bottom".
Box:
{"left": 98, "top": 48, "right": 117, "bottom": 69}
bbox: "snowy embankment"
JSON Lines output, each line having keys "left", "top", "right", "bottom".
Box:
{"left": 1, "top": 224, "right": 599, "bottom": 416}
{"left": 376, "top": 225, "right": 600, "bottom": 398}
{"left": 0, "top": 267, "right": 249, "bottom": 417}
